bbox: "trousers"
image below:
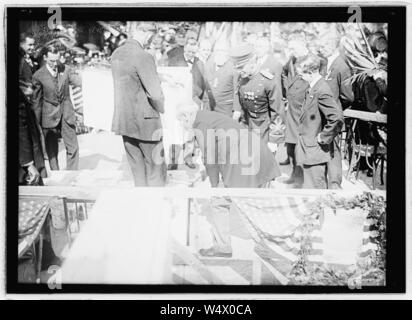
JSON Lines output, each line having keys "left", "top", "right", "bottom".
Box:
{"left": 326, "top": 138, "right": 342, "bottom": 189}
{"left": 122, "top": 136, "right": 167, "bottom": 186}
{"left": 42, "top": 118, "right": 79, "bottom": 170}
{"left": 286, "top": 142, "right": 303, "bottom": 185}
{"left": 302, "top": 163, "right": 328, "bottom": 189}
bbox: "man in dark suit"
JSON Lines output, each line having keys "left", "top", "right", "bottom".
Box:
{"left": 281, "top": 40, "right": 310, "bottom": 186}
{"left": 176, "top": 100, "right": 280, "bottom": 257}
{"left": 111, "top": 22, "right": 166, "bottom": 186}
{"left": 167, "top": 37, "right": 198, "bottom": 68}
{"left": 318, "top": 34, "right": 354, "bottom": 189}
{"left": 19, "top": 33, "right": 39, "bottom": 84}
{"left": 19, "top": 84, "right": 47, "bottom": 185}
{"left": 19, "top": 33, "right": 45, "bottom": 184}
{"left": 295, "top": 54, "right": 344, "bottom": 189}
{"left": 32, "top": 45, "right": 82, "bottom": 171}
{"left": 193, "top": 46, "right": 237, "bottom": 117}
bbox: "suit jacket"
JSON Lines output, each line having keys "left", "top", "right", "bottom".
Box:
{"left": 32, "top": 64, "right": 82, "bottom": 129}
{"left": 19, "top": 88, "right": 47, "bottom": 184}
{"left": 295, "top": 78, "right": 344, "bottom": 166}
{"left": 193, "top": 110, "right": 280, "bottom": 188}
{"left": 322, "top": 54, "right": 354, "bottom": 110}
{"left": 198, "top": 59, "right": 236, "bottom": 116}
{"left": 352, "top": 76, "right": 387, "bottom": 114}
{"left": 282, "top": 57, "right": 309, "bottom": 144}
{"left": 19, "top": 48, "right": 38, "bottom": 85}
{"left": 167, "top": 46, "right": 187, "bottom": 67}
{"left": 192, "top": 58, "right": 212, "bottom": 108}
{"left": 111, "top": 39, "right": 164, "bottom": 141}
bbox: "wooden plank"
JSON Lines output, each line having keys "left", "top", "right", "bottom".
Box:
{"left": 171, "top": 238, "right": 225, "bottom": 285}
{"left": 20, "top": 185, "right": 386, "bottom": 200}
{"left": 344, "top": 109, "right": 387, "bottom": 124}
{"left": 61, "top": 189, "right": 173, "bottom": 284}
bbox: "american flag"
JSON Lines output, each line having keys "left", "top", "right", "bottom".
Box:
{"left": 231, "top": 196, "right": 378, "bottom": 284}
{"left": 231, "top": 196, "right": 324, "bottom": 283}
{"left": 70, "top": 85, "right": 90, "bottom": 134}
{"left": 18, "top": 197, "right": 51, "bottom": 257}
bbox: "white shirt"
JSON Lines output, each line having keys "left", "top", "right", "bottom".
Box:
{"left": 258, "top": 54, "right": 268, "bottom": 66}
{"left": 309, "top": 74, "right": 322, "bottom": 88}
{"left": 46, "top": 64, "right": 58, "bottom": 78}
{"left": 327, "top": 51, "right": 340, "bottom": 73}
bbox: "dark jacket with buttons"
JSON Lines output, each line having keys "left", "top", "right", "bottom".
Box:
{"left": 234, "top": 69, "right": 280, "bottom": 142}
{"left": 295, "top": 78, "right": 344, "bottom": 166}
{"left": 32, "top": 64, "right": 82, "bottom": 129}
{"left": 259, "top": 54, "right": 284, "bottom": 118}
{"left": 235, "top": 69, "right": 280, "bottom": 122}
{"left": 111, "top": 39, "right": 164, "bottom": 141}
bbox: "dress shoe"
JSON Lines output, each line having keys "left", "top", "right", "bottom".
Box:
{"left": 279, "top": 158, "right": 290, "bottom": 165}
{"left": 199, "top": 246, "right": 232, "bottom": 258}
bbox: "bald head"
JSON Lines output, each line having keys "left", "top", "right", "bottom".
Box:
{"left": 176, "top": 99, "right": 199, "bottom": 130}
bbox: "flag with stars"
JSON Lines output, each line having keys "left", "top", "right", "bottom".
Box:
{"left": 231, "top": 196, "right": 325, "bottom": 283}
{"left": 18, "top": 197, "right": 51, "bottom": 257}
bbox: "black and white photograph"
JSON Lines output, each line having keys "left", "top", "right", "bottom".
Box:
{"left": 2, "top": 3, "right": 408, "bottom": 297}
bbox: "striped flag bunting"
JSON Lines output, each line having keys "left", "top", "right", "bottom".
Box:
{"left": 18, "top": 197, "right": 52, "bottom": 257}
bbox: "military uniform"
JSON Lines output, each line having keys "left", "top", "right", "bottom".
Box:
{"left": 234, "top": 69, "right": 279, "bottom": 144}
{"left": 259, "top": 54, "right": 284, "bottom": 118}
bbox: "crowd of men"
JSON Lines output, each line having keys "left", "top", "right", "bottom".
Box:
{"left": 18, "top": 21, "right": 388, "bottom": 258}
{"left": 109, "top": 22, "right": 387, "bottom": 190}
{"left": 18, "top": 21, "right": 388, "bottom": 191}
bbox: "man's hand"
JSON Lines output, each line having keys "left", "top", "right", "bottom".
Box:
{"left": 316, "top": 133, "right": 323, "bottom": 144}
{"left": 232, "top": 111, "right": 241, "bottom": 121}
{"left": 25, "top": 163, "right": 40, "bottom": 184}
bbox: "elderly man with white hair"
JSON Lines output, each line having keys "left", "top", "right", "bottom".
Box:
{"left": 176, "top": 100, "right": 280, "bottom": 257}
{"left": 193, "top": 43, "right": 238, "bottom": 118}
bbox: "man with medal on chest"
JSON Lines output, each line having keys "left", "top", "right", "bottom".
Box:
{"left": 230, "top": 43, "right": 283, "bottom": 153}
